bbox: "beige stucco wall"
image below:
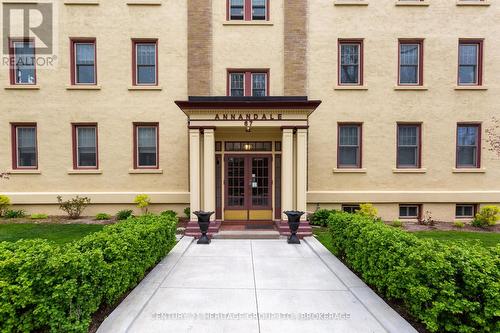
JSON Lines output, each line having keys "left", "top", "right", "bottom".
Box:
{"left": 0, "top": 0, "right": 499, "bottom": 222}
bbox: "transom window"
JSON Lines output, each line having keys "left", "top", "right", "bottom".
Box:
{"left": 456, "top": 204, "right": 476, "bottom": 218}
{"left": 71, "top": 39, "right": 96, "bottom": 85}
{"left": 338, "top": 124, "right": 362, "bottom": 168}
{"left": 12, "top": 124, "right": 37, "bottom": 169}
{"left": 133, "top": 40, "right": 158, "bottom": 85}
{"left": 225, "top": 141, "right": 272, "bottom": 152}
{"left": 228, "top": 0, "right": 268, "bottom": 21}
{"left": 228, "top": 71, "right": 269, "bottom": 97}
{"left": 73, "top": 125, "right": 98, "bottom": 169}
{"left": 399, "top": 40, "right": 423, "bottom": 86}
{"left": 134, "top": 124, "right": 159, "bottom": 168}
{"left": 397, "top": 124, "right": 421, "bottom": 168}
{"left": 399, "top": 205, "right": 420, "bottom": 219}
{"left": 458, "top": 40, "right": 483, "bottom": 86}
{"left": 339, "top": 40, "right": 363, "bottom": 85}
{"left": 456, "top": 124, "right": 480, "bottom": 168}
{"left": 10, "top": 39, "right": 36, "bottom": 85}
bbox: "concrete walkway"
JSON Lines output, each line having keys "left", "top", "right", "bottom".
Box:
{"left": 98, "top": 237, "right": 417, "bottom": 333}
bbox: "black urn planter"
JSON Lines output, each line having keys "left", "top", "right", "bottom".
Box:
{"left": 193, "top": 211, "right": 214, "bottom": 244}
{"left": 284, "top": 210, "right": 304, "bottom": 244}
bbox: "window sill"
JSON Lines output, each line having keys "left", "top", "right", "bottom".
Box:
{"left": 452, "top": 168, "right": 486, "bottom": 173}
{"left": 129, "top": 169, "right": 163, "bottom": 174}
{"left": 128, "top": 86, "right": 162, "bottom": 91}
{"left": 126, "top": 0, "right": 162, "bottom": 5}
{"left": 333, "top": 0, "right": 369, "bottom": 6}
{"left": 456, "top": 0, "right": 490, "bottom": 6}
{"left": 392, "top": 168, "right": 427, "bottom": 174}
{"left": 7, "top": 169, "right": 41, "bottom": 174}
{"left": 67, "top": 169, "right": 102, "bottom": 175}
{"left": 394, "top": 85, "right": 428, "bottom": 91}
{"left": 66, "top": 85, "right": 101, "bottom": 90}
{"left": 333, "top": 168, "right": 367, "bottom": 174}
{"left": 334, "top": 85, "right": 368, "bottom": 90}
{"left": 223, "top": 21, "right": 274, "bottom": 26}
{"left": 395, "top": 0, "right": 429, "bottom": 6}
{"left": 64, "top": 0, "right": 100, "bottom": 4}
{"left": 454, "top": 85, "right": 488, "bottom": 91}
{"left": 4, "top": 85, "right": 40, "bottom": 90}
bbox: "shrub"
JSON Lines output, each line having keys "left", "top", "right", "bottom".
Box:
{"left": 30, "top": 213, "right": 49, "bottom": 220}
{"left": 309, "top": 209, "right": 338, "bottom": 227}
{"left": 357, "top": 203, "right": 378, "bottom": 219}
{"left": 116, "top": 209, "right": 133, "bottom": 221}
{"left": 419, "top": 210, "right": 436, "bottom": 226}
{"left": 57, "top": 195, "right": 91, "bottom": 219}
{"left": 0, "top": 194, "right": 10, "bottom": 217}
{"left": 161, "top": 210, "right": 178, "bottom": 218}
{"left": 453, "top": 220, "right": 465, "bottom": 228}
{"left": 134, "top": 194, "right": 151, "bottom": 214}
{"left": 4, "top": 209, "right": 27, "bottom": 219}
{"left": 472, "top": 206, "right": 500, "bottom": 228}
{"left": 328, "top": 212, "right": 500, "bottom": 333}
{"left": 391, "top": 219, "right": 403, "bottom": 228}
{"left": 184, "top": 206, "right": 190, "bottom": 218}
{"left": 95, "top": 213, "right": 111, "bottom": 220}
{"left": 0, "top": 214, "right": 177, "bottom": 333}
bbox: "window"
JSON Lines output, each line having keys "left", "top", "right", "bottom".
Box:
{"left": 71, "top": 39, "right": 96, "bottom": 85}
{"left": 228, "top": 0, "right": 268, "bottom": 21}
{"left": 9, "top": 39, "right": 36, "bottom": 85}
{"left": 134, "top": 123, "right": 158, "bottom": 168}
{"left": 458, "top": 40, "right": 483, "bottom": 86}
{"left": 342, "top": 205, "right": 360, "bottom": 214}
{"left": 12, "top": 124, "right": 37, "bottom": 169}
{"left": 456, "top": 204, "right": 476, "bottom": 218}
{"left": 132, "top": 40, "right": 158, "bottom": 85}
{"left": 228, "top": 70, "right": 268, "bottom": 96}
{"left": 398, "top": 40, "right": 423, "bottom": 86}
{"left": 456, "top": 124, "right": 481, "bottom": 168}
{"left": 399, "top": 205, "right": 420, "bottom": 219}
{"left": 338, "top": 40, "right": 363, "bottom": 86}
{"left": 338, "top": 124, "right": 362, "bottom": 168}
{"left": 397, "top": 124, "right": 421, "bottom": 168}
{"left": 72, "top": 124, "right": 98, "bottom": 169}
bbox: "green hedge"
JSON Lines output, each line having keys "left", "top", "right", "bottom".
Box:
{"left": 0, "top": 214, "right": 177, "bottom": 333}
{"left": 328, "top": 212, "right": 500, "bottom": 333}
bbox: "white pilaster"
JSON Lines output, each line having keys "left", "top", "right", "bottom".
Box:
{"left": 281, "top": 128, "right": 294, "bottom": 219}
{"left": 189, "top": 129, "right": 200, "bottom": 220}
{"left": 203, "top": 128, "right": 216, "bottom": 220}
{"left": 296, "top": 128, "right": 308, "bottom": 221}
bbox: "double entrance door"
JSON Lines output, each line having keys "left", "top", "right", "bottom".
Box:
{"left": 224, "top": 155, "right": 272, "bottom": 221}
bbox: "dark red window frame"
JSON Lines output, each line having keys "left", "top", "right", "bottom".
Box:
{"left": 456, "top": 123, "right": 481, "bottom": 169}
{"left": 338, "top": 39, "right": 364, "bottom": 86}
{"left": 131, "top": 39, "right": 159, "bottom": 86}
{"left": 11, "top": 122, "right": 38, "bottom": 170}
{"left": 227, "top": 69, "right": 270, "bottom": 96}
{"left": 72, "top": 123, "right": 99, "bottom": 170}
{"left": 9, "top": 37, "right": 37, "bottom": 85}
{"left": 133, "top": 122, "right": 159, "bottom": 169}
{"left": 396, "top": 123, "right": 422, "bottom": 169}
{"left": 70, "top": 38, "right": 97, "bottom": 85}
{"left": 398, "top": 39, "right": 424, "bottom": 86}
{"left": 337, "top": 123, "right": 363, "bottom": 169}
{"left": 457, "top": 39, "right": 484, "bottom": 86}
{"left": 226, "top": 0, "right": 270, "bottom": 21}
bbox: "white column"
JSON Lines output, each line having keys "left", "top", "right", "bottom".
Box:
{"left": 189, "top": 129, "right": 201, "bottom": 220}
{"left": 296, "top": 128, "right": 308, "bottom": 221}
{"left": 281, "top": 128, "right": 294, "bottom": 219}
{"left": 203, "top": 128, "right": 216, "bottom": 221}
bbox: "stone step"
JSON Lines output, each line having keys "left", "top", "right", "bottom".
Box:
{"left": 213, "top": 230, "right": 281, "bottom": 239}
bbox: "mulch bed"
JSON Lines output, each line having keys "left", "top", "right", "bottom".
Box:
{"left": 387, "top": 220, "right": 500, "bottom": 233}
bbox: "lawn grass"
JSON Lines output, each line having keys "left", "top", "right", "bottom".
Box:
{"left": 412, "top": 230, "right": 500, "bottom": 248}
{"left": 312, "top": 227, "right": 336, "bottom": 253}
{"left": 0, "top": 223, "right": 105, "bottom": 245}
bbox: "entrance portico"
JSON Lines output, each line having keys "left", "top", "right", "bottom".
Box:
{"left": 175, "top": 97, "right": 321, "bottom": 237}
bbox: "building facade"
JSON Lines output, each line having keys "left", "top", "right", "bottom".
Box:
{"left": 1, "top": 0, "right": 499, "bottom": 232}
